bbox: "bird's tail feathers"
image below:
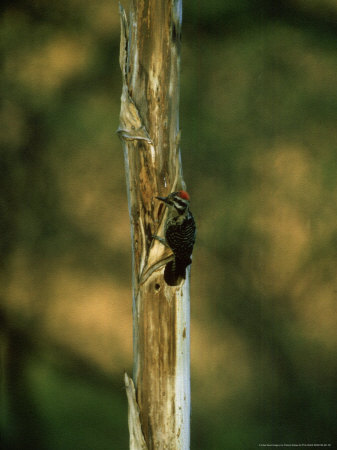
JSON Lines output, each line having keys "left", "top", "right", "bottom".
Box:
{"left": 164, "top": 257, "right": 191, "bottom": 286}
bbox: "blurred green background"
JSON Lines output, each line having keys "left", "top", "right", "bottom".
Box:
{"left": 1, "top": 0, "right": 337, "bottom": 448}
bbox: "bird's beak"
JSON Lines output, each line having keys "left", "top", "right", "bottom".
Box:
{"left": 156, "top": 196, "right": 170, "bottom": 204}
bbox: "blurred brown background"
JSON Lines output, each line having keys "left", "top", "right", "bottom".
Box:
{"left": 1, "top": 0, "right": 337, "bottom": 449}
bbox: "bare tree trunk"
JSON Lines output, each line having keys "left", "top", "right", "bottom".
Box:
{"left": 118, "top": 1, "right": 190, "bottom": 449}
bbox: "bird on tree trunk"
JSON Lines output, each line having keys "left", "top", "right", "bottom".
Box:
{"left": 155, "top": 190, "right": 196, "bottom": 286}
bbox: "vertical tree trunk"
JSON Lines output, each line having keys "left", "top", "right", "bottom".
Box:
{"left": 118, "top": 1, "right": 190, "bottom": 449}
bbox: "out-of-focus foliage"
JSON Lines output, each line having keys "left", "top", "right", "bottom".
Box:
{"left": 1, "top": 0, "right": 336, "bottom": 449}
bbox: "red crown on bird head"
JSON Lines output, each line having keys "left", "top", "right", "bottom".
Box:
{"left": 177, "top": 190, "right": 190, "bottom": 201}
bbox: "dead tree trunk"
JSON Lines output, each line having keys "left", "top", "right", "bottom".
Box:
{"left": 118, "top": 1, "right": 190, "bottom": 449}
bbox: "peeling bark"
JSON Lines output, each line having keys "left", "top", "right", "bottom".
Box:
{"left": 118, "top": 1, "right": 190, "bottom": 449}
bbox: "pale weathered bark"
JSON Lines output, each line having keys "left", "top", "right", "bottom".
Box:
{"left": 118, "top": 1, "right": 190, "bottom": 449}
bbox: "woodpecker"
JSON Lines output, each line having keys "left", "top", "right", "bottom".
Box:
{"left": 155, "top": 190, "right": 196, "bottom": 286}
